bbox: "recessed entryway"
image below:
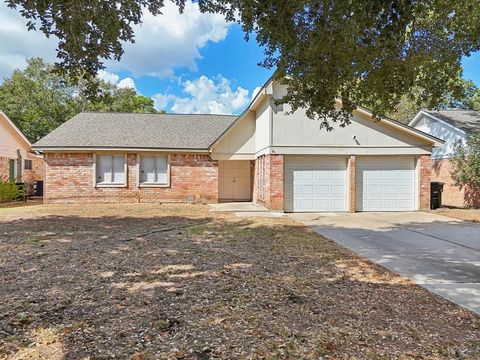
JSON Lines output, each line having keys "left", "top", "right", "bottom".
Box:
{"left": 218, "top": 160, "right": 252, "bottom": 201}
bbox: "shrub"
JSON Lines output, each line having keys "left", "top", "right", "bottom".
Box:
{"left": 0, "top": 179, "right": 26, "bottom": 203}
{"left": 451, "top": 130, "right": 480, "bottom": 207}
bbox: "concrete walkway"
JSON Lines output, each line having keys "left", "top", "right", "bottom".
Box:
{"left": 209, "top": 202, "right": 285, "bottom": 218}
{"left": 291, "top": 212, "right": 480, "bottom": 315}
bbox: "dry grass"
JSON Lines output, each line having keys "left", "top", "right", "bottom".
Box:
{"left": 432, "top": 207, "right": 480, "bottom": 223}
{"left": 0, "top": 203, "right": 479, "bottom": 359}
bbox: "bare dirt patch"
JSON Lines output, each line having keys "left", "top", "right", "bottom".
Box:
{"left": 0, "top": 203, "right": 479, "bottom": 359}
{"left": 432, "top": 208, "right": 480, "bottom": 223}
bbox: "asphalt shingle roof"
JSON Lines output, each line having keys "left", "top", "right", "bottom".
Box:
{"left": 424, "top": 109, "right": 480, "bottom": 132}
{"left": 33, "top": 112, "right": 237, "bottom": 150}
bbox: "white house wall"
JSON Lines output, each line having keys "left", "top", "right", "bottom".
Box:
{"left": 211, "top": 111, "right": 256, "bottom": 160}
{"left": 413, "top": 114, "right": 465, "bottom": 159}
{"left": 254, "top": 97, "right": 271, "bottom": 155}
{"left": 0, "top": 118, "right": 30, "bottom": 159}
{"left": 270, "top": 83, "right": 431, "bottom": 156}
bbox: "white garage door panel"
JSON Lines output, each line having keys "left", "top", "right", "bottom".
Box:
{"left": 285, "top": 157, "right": 347, "bottom": 212}
{"left": 356, "top": 157, "right": 416, "bottom": 211}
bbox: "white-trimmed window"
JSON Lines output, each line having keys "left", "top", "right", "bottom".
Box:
{"left": 95, "top": 154, "right": 126, "bottom": 186}
{"left": 139, "top": 154, "right": 169, "bottom": 186}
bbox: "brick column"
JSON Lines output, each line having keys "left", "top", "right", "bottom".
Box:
{"left": 418, "top": 155, "right": 432, "bottom": 210}
{"left": 268, "top": 154, "right": 284, "bottom": 211}
{"left": 348, "top": 156, "right": 356, "bottom": 212}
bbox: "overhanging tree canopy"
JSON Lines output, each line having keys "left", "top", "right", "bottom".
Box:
{"left": 6, "top": 0, "right": 480, "bottom": 128}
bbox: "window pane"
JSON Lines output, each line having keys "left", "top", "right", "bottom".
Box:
{"left": 140, "top": 156, "right": 156, "bottom": 183}
{"left": 112, "top": 155, "right": 125, "bottom": 183}
{"left": 96, "top": 155, "right": 112, "bottom": 183}
{"left": 156, "top": 156, "right": 168, "bottom": 184}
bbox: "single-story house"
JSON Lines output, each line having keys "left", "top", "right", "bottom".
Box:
{"left": 33, "top": 78, "right": 443, "bottom": 212}
{"left": 0, "top": 111, "right": 44, "bottom": 194}
{"left": 410, "top": 109, "right": 480, "bottom": 208}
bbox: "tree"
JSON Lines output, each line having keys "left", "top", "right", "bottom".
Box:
{"left": 0, "top": 58, "right": 160, "bottom": 142}
{"left": 388, "top": 77, "right": 480, "bottom": 123}
{"left": 451, "top": 131, "right": 480, "bottom": 192}
{"left": 6, "top": 0, "right": 480, "bottom": 129}
{"left": 0, "top": 58, "right": 80, "bottom": 142}
{"left": 87, "top": 82, "right": 157, "bottom": 113}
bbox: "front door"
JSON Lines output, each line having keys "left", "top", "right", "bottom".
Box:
{"left": 218, "top": 160, "right": 251, "bottom": 201}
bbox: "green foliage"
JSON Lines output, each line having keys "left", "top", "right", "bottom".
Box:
{"left": 0, "top": 58, "right": 80, "bottom": 142}
{"left": 6, "top": 0, "right": 480, "bottom": 128}
{"left": 389, "top": 77, "right": 480, "bottom": 123}
{"left": 0, "top": 180, "right": 25, "bottom": 203}
{"left": 86, "top": 82, "right": 158, "bottom": 113}
{"left": 451, "top": 130, "right": 480, "bottom": 190}
{"left": 0, "top": 58, "right": 160, "bottom": 142}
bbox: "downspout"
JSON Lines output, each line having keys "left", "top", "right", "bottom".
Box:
{"left": 16, "top": 149, "right": 22, "bottom": 181}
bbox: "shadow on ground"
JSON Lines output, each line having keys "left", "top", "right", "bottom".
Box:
{"left": 1, "top": 210, "right": 479, "bottom": 359}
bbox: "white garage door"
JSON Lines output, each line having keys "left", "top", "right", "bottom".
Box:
{"left": 356, "top": 157, "right": 416, "bottom": 211}
{"left": 285, "top": 157, "right": 347, "bottom": 212}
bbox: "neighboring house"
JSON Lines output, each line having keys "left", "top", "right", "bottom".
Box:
{"left": 32, "top": 78, "right": 442, "bottom": 212}
{"left": 0, "top": 111, "right": 44, "bottom": 194}
{"left": 410, "top": 109, "right": 480, "bottom": 207}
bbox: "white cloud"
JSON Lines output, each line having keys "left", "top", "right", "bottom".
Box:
{"left": 0, "top": 3, "right": 57, "bottom": 80}
{"left": 96, "top": 70, "right": 137, "bottom": 91}
{"left": 251, "top": 86, "right": 262, "bottom": 100}
{"left": 152, "top": 75, "right": 251, "bottom": 114}
{"left": 117, "top": 77, "right": 136, "bottom": 90}
{"left": 0, "top": 1, "right": 231, "bottom": 82}
{"left": 97, "top": 70, "right": 120, "bottom": 84}
{"left": 107, "top": 1, "right": 231, "bottom": 77}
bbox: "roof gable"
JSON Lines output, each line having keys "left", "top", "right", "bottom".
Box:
{"left": 0, "top": 111, "right": 32, "bottom": 151}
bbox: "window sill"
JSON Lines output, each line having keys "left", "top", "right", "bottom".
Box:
{"left": 138, "top": 183, "right": 170, "bottom": 188}
{"left": 95, "top": 183, "right": 127, "bottom": 188}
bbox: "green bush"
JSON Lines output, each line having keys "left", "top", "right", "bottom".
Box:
{"left": 0, "top": 179, "right": 25, "bottom": 203}
{"left": 452, "top": 130, "right": 480, "bottom": 189}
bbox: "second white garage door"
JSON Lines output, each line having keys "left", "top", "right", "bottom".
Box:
{"left": 356, "top": 157, "right": 416, "bottom": 211}
{"left": 285, "top": 156, "right": 347, "bottom": 212}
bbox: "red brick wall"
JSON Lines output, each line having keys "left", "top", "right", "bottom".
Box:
{"left": 253, "top": 154, "right": 284, "bottom": 210}
{"left": 0, "top": 156, "right": 9, "bottom": 181}
{"left": 23, "top": 158, "right": 44, "bottom": 195}
{"left": 0, "top": 157, "right": 43, "bottom": 192}
{"left": 43, "top": 153, "right": 219, "bottom": 203}
{"left": 431, "top": 159, "right": 480, "bottom": 208}
{"left": 418, "top": 155, "right": 431, "bottom": 210}
{"left": 348, "top": 156, "right": 356, "bottom": 212}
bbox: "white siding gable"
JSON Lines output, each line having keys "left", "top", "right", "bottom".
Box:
{"left": 412, "top": 114, "right": 465, "bottom": 159}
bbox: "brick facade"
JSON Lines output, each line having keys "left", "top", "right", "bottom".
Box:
{"left": 0, "top": 156, "right": 44, "bottom": 195}
{"left": 347, "top": 156, "right": 356, "bottom": 212}
{"left": 431, "top": 159, "right": 480, "bottom": 208}
{"left": 418, "top": 155, "right": 432, "bottom": 210}
{"left": 44, "top": 153, "right": 218, "bottom": 204}
{"left": 0, "top": 156, "right": 9, "bottom": 181}
{"left": 253, "top": 154, "right": 284, "bottom": 210}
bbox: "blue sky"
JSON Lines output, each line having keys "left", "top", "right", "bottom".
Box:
{"left": 462, "top": 52, "right": 480, "bottom": 85}
{"left": 1, "top": 0, "right": 479, "bottom": 115}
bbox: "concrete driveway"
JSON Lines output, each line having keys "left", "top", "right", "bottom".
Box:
{"left": 291, "top": 212, "right": 480, "bottom": 315}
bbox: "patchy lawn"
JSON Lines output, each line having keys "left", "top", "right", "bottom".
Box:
{"left": 0, "top": 204, "right": 479, "bottom": 359}
{"left": 432, "top": 207, "right": 480, "bottom": 223}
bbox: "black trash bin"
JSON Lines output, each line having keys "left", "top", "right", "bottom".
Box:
{"left": 34, "top": 180, "right": 44, "bottom": 197}
{"left": 430, "top": 182, "right": 444, "bottom": 209}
